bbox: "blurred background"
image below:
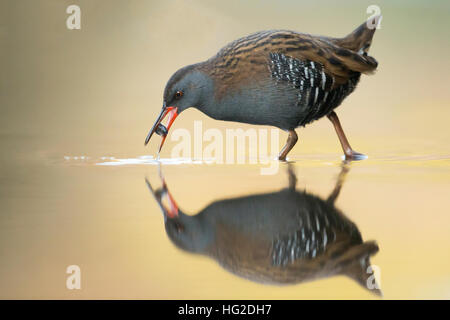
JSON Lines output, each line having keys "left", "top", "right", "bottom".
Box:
{"left": 0, "top": 0, "right": 449, "bottom": 299}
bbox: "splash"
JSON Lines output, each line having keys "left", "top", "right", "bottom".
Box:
{"left": 96, "top": 155, "right": 215, "bottom": 166}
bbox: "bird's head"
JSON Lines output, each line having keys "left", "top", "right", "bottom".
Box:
{"left": 164, "top": 212, "right": 213, "bottom": 254}
{"left": 145, "top": 175, "right": 213, "bottom": 254}
{"left": 145, "top": 64, "right": 212, "bottom": 152}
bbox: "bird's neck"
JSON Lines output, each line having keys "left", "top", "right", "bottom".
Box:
{"left": 183, "top": 213, "right": 216, "bottom": 254}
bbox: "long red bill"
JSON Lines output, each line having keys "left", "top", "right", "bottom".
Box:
{"left": 158, "top": 107, "right": 178, "bottom": 153}
{"left": 144, "top": 106, "right": 178, "bottom": 153}
{"left": 162, "top": 188, "right": 179, "bottom": 218}
{"left": 145, "top": 176, "right": 179, "bottom": 219}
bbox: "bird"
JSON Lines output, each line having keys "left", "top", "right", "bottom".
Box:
{"left": 145, "top": 15, "right": 381, "bottom": 161}
{"left": 145, "top": 163, "right": 382, "bottom": 295}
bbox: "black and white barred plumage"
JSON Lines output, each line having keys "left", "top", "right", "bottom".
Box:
{"left": 269, "top": 52, "right": 361, "bottom": 127}
{"left": 270, "top": 198, "right": 361, "bottom": 267}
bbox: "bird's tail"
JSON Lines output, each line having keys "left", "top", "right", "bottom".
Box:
{"left": 339, "top": 241, "right": 382, "bottom": 297}
{"left": 331, "top": 15, "right": 381, "bottom": 55}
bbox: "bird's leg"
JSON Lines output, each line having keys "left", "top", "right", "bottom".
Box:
{"left": 287, "top": 163, "right": 297, "bottom": 190}
{"left": 327, "top": 161, "right": 350, "bottom": 204}
{"left": 327, "top": 111, "right": 366, "bottom": 160}
{"left": 278, "top": 130, "right": 298, "bottom": 161}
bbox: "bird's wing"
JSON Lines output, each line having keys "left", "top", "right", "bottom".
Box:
{"left": 267, "top": 52, "right": 336, "bottom": 113}
{"left": 204, "top": 30, "right": 377, "bottom": 99}
{"left": 271, "top": 221, "right": 362, "bottom": 267}
{"left": 264, "top": 31, "right": 378, "bottom": 86}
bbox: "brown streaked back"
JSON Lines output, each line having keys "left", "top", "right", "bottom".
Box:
{"left": 199, "top": 28, "right": 378, "bottom": 99}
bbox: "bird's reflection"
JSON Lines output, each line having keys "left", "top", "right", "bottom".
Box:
{"left": 146, "top": 163, "right": 381, "bottom": 296}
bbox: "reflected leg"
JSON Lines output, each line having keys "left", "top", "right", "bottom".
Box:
{"left": 327, "top": 161, "right": 350, "bottom": 204}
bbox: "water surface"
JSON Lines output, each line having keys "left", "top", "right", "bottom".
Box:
{"left": 1, "top": 139, "right": 449, "bottom": 299}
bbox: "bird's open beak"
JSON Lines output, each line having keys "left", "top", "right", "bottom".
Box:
{"left": 144, "top": 106, "right": 179, "bottom": 152}
{"left": 145, "top": 176, "right": 179, "bottom": 219}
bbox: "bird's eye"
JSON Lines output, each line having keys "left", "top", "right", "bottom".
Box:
{"left": 175, "top": 90, "right": 183, "bottom": 99}
{"left": 174, "top": 221, "right": 184, "bottom": 233}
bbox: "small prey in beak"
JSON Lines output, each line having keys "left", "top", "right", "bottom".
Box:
{"left": 155, "top": 123, "right": 168, "bottom": 136}
{"left": 144, "top": 106, "right": 178, "bottom": 153}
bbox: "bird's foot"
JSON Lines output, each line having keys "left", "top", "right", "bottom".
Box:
{"left": 278, "top": 155, "right": 296, "bottom": 162}
{"left": 343, "top": 150, "right": 367, "bottom": 161}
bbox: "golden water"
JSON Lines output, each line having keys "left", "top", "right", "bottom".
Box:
{"left": 1, "top": 0, "right": 450, "bottom": 299}
{"left": 1, "top": 140, "right": 449, "bottom": 299}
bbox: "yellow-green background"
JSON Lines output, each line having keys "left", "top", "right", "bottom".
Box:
{"left": 0, "top": 0, "right": 449, "bottom": 299}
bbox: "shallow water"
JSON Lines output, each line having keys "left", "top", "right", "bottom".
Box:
{"left": 2, "top": 0, "right": 450, "bottom": 300}
{"left": 1, "top": 138, "right": 449, "bottom": 299}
